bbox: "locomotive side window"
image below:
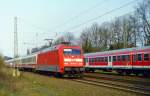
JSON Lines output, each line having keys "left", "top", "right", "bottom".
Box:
{"left": 113, "top": 56, "right": 116, "bottom": 62}
{"left": 144, "top": 54, "right": 149, "bottom": 61}
{"left": 137, "top": 54, "right": 142, "bottom": 61}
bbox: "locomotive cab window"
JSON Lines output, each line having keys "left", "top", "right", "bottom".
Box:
{"left": 63, "top": 49, "right": 81, "bottom": 55}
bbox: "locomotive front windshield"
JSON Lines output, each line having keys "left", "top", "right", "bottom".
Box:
{"left": 63, "top": 49, "right": 81, "bottom": 55}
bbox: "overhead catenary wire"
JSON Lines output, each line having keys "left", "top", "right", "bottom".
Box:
{"left": 51, "top": 0, "right": 110, "bottom": 30}
{"left": 63, "top": 0, "right": 136, "bottom": 32}
{"left": 21, "top": 0, "right": 109, "bottom": 35}
{"left": 20, "top": 0, "right": 137, "bottom": 45}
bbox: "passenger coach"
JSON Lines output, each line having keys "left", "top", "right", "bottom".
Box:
{"left": 84, "top": 46, "right": 150, "bottom": 76}
{"left": 6, "top": 44, "right": 84, "bottom": 77}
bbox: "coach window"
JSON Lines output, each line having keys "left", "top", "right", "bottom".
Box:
{"left": 117, "top": 56, "right": 121, "bottom": 61}
{"left": 84, "top": 58, "right": 88, "bottom": 63}
{"left": 126, "top": 55, "right": 130, "bottom": 61}
{"left": 100, "top": 57, "right": 102, "bottom": 62}
{"left": 84, "top": 58, "right": 86, "bottom": 63}
{"left": 96, "top": 57, "right": 99, "bottom": 62}
{"left": 98, "top": 57, "right": 101, "bottom": 62}
{"left": 91, "top": 58, "right": 93, "bottom": 63}
{"left": 99, "top": 57, "right": 101, "bottom": 62}
{"left": 92, "top": 58, "right": 95, "bottom": 63}
{"left": 102, "top": 57, "right": 104, "bottom": 62}
{"left": 144, "top": 53, "right": 149, "bottom": 61}
{"left": 105, "top": 57, "right": 108, "bottom": 62}
{"left": 122, "top": 55, "right": 126, "bottom": 61}
{"left": 133, "top": 54, "right": 136, "bottom": 61}
{"left": 89, "top": 58, "right": 92, "bottom": 63}
{"left": 94, "top": 58, "right": 97, "bottom": 62}
{"left": 137, "top": 54, "right": 142, "bottom": 61}
{"left": 113, "top": 56, "right": 116, "bottom": 62}
{"left": 109, "top": 56, "right": 111, "bottom": 62}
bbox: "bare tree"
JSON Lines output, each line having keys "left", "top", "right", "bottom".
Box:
{"left": 110, "top": 18, "right": 124, "bottom": 49}
{"left": 53, "top": 32, "right": 75, "bottom": 45}
{"left": 80, "top": 28, "right": 93, "bottom": 52}
{"left": 64, "top": 32, "right": 75, "bottom": 43}
{"left": 79, "top": 0, "right": 150, "bottom": 53}
{"left": 136, "top": 0, "right": 150, "bottom": 45}
{"left": 53, "top": 36, "right": 65, "bottom": 45}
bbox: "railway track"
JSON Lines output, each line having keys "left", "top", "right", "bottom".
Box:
{"left": 84, "top": 73, "right": 150, "bottom": 87}
{"left": 73, "top": 77, "right": 150, "bottom": 96}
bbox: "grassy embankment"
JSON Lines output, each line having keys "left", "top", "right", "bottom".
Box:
{"left": 0, "top": 55, "right": 20, "bottom": 96}
{"left": 0, "top": 55, "right": 140, "bottom": 96}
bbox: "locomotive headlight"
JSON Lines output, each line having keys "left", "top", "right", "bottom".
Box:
{"left": 75, "top": 59, "right": 83, "bottom": 62}
{"left": 64, "top": 58, "right": 71, "bottom": 62}
{"left": 64, "top": 58, "right": 83, "bottom": 62}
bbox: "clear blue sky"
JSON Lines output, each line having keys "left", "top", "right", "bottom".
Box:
{"left": 0, "top": 0, "right": 140, "bottom": 57}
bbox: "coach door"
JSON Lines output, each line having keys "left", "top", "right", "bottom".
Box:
{"left": 108, "top": 56, "right": 112, "bottom": 67}
{"left": 84, "top": 58, "right": 89, "bottom": 67}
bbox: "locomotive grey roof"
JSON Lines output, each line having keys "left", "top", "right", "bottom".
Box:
{"left": 84, "top": 46, "right": 150, "bottom": 57}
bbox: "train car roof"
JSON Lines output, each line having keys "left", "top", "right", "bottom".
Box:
{"left": 32, "top": 44, "right": 81, "bottom": 54}
{"left": 6, "top": 44, "right": 81, "bottom": 62}
{"left": 84, "top": 46, "right": 150, "bottom": 57}
{"left": 5, "top": 54, "right": 37, "bottom": 62}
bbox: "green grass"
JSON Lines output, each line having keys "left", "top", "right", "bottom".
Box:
{"left": 0, "top": 72, "right": 141, "bottom": 96}
{"left": 0, "top": 55, "right": 18, "bottom": 96}
{"left": 0, "top": 55, "right": 142, "bottom": 96}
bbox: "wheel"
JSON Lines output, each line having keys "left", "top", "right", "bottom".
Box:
{"left": 55, "top": 73, "right": 63, "bottom": 78}
{"left": 125, "top": 71, "right": 131, "bottom": 76}
{"left": 90, "top": 69, "right": 95, "bottom": 73}
{"left": 135, "top": 72, "right": 139, "bottom": 76}
{"left": 117, "top": 71, "right": 123, "bottom": 75}
{"left": 142, "top": 71, "right": 148, "bottom": 77}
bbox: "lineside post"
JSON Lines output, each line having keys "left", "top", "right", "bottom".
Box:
{"left": 13, "top": 17, "right": 20, "bottom": 77}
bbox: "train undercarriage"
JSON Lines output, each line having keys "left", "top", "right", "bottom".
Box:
{"left": 85, "top": 67, "right": 150, "bottom": 76}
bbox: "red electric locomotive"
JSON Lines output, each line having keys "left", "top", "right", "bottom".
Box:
{"left": 6, "top": 44, "right": 84, "bottom": 77}
{"left": 84, "top": 46, "right": 150, "bottom": 76}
